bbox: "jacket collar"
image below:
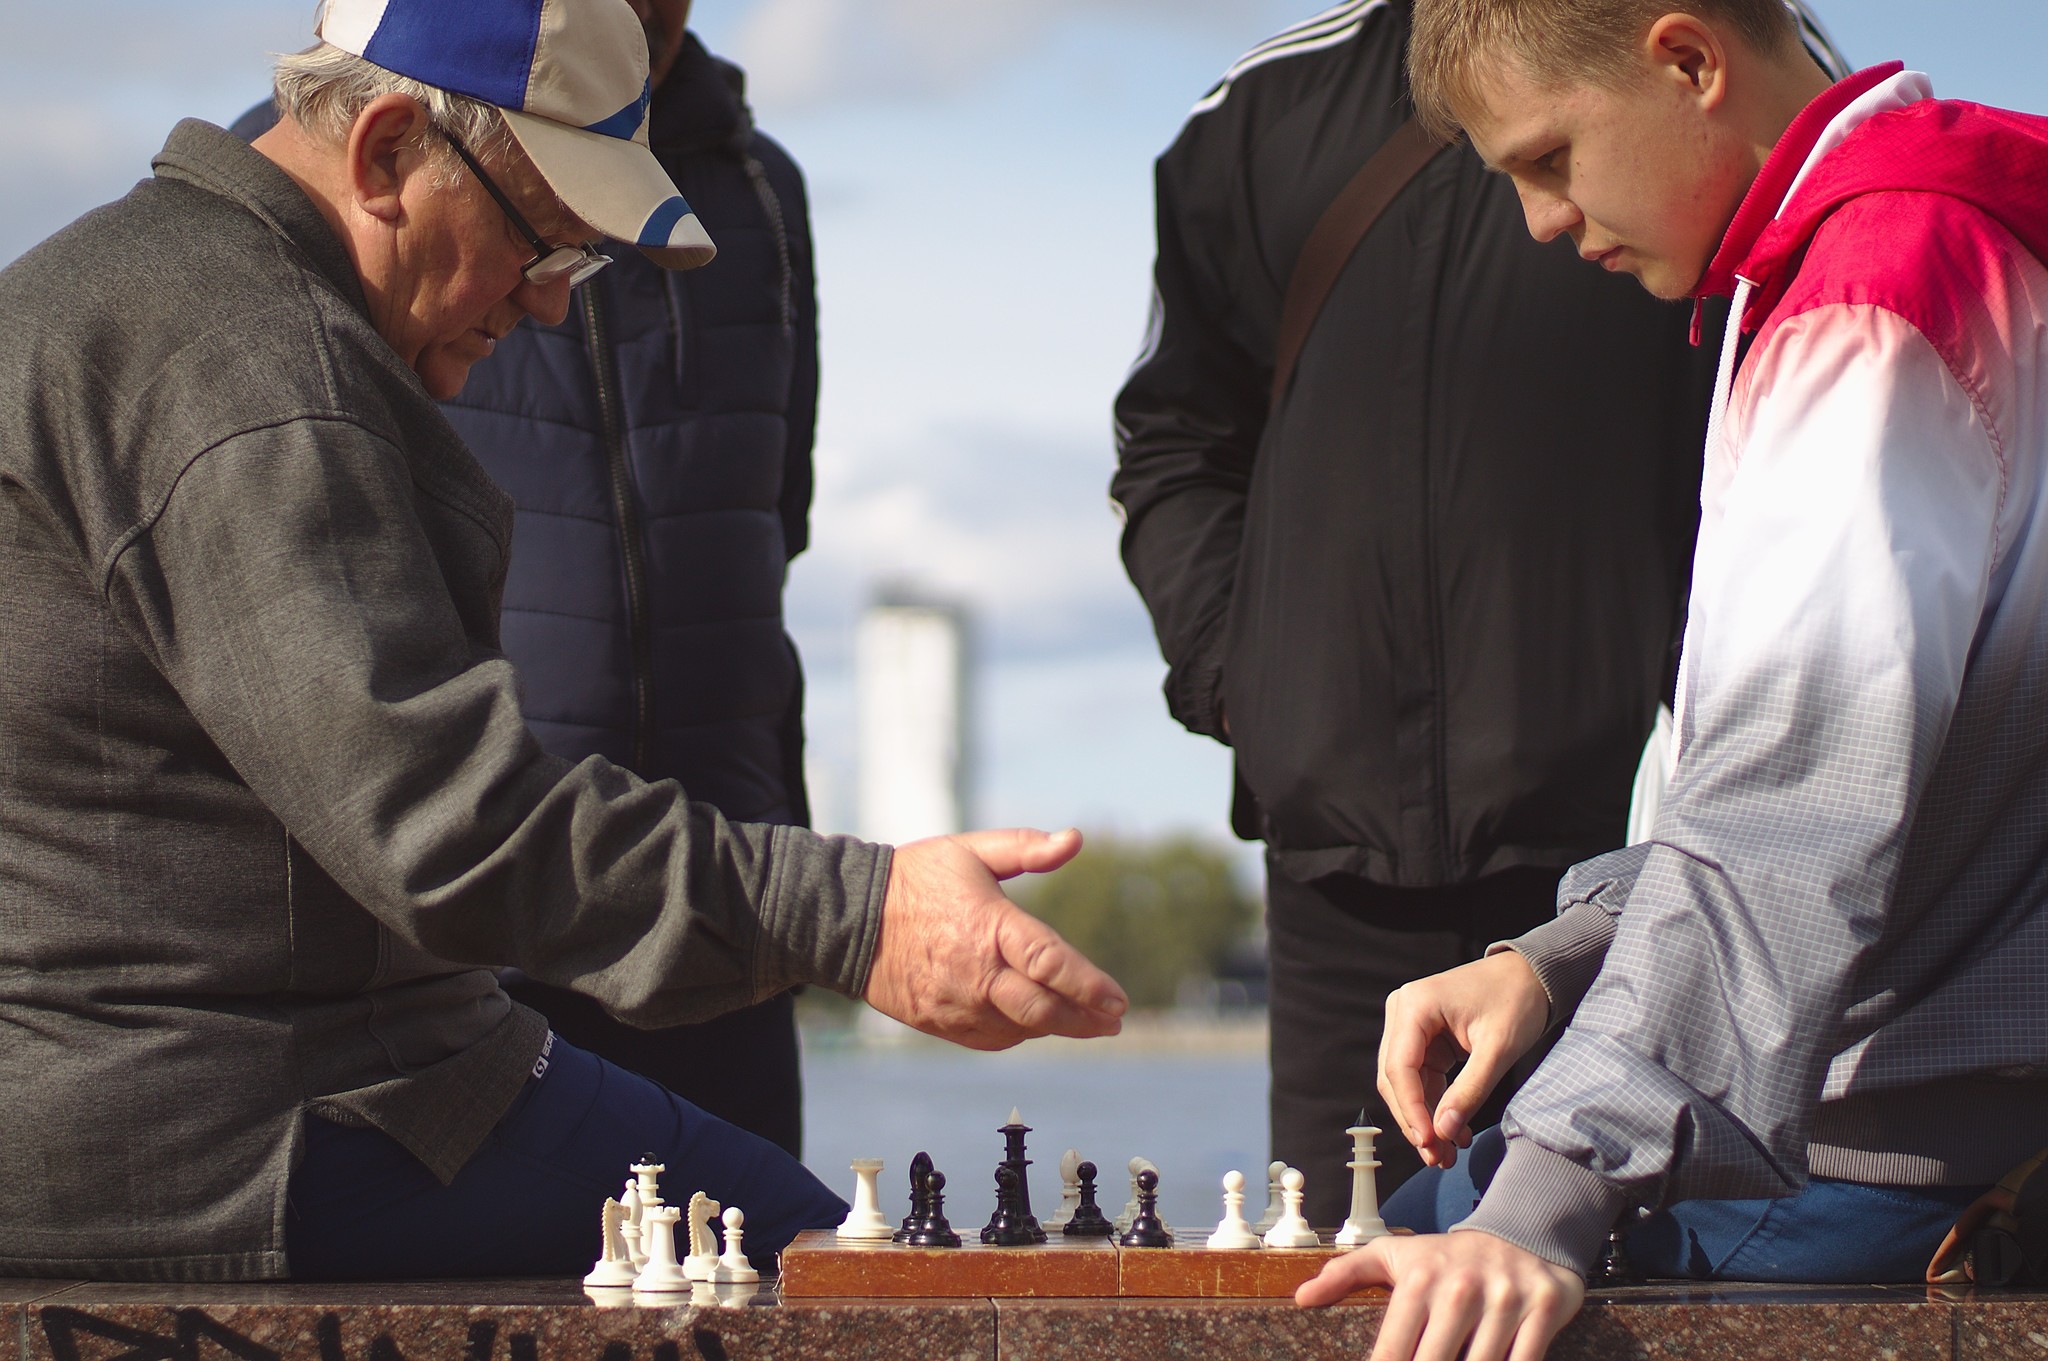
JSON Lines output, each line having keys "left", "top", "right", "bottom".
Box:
{"left": 151, "top": 119, "right": 371, "bottom": 321}
{"left": 1689, "top": 62, "right": 1905, "bottom": 342}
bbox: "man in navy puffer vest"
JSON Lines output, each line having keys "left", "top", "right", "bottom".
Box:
{"left": 234, "top": 0, "right": 819, "bottom": 1156}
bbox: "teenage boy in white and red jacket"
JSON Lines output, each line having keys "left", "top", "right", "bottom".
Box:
{"left": 1284, "top": 3, "right": 2048, "bottom": 1359}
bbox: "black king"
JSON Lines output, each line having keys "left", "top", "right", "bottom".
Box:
{"left": 990, "top": 1107, "right": 1048, "bottom": 1244}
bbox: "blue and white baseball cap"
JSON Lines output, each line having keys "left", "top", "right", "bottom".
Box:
{"left": 315, "top": 0, "right": 715, "bottom": 269}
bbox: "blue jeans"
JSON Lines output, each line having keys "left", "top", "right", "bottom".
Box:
{"left": 285, "top": 1034, "right": 847, "bottom": 1279}
{"left": 1382, "top": 1126, "right": 1988, "bottom": 1283}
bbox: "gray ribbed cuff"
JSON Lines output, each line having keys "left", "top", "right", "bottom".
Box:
{"left": 756, "top": 826, "right": 892, "bottom": 1002}
{"left": 1453, "top": 1138, "right": 1631, "bottom": 1276}
{"left": 1489, "top": 901, "right": 1618, "bottom": 1027}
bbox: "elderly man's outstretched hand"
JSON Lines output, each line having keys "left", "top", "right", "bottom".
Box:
{"left": 1296, "top": 1230, "right": 1584, "bottom": 1361}
{"left": 863, "top": 828, "right": 1129, "bottom": 1050}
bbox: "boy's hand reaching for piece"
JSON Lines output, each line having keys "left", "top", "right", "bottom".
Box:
{"left": 1379, "top": 951, "right": 1551, "bottom": 1167}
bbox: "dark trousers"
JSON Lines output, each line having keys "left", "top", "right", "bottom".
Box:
{"left": 287, "top": 1035, "right": 843, "bottom": 1278}
{"left": 505, "top": 980, "right": 804, "bottom": 1158}
{"left": 1266, "top": 861, "right": 1561, "bottom": 1226}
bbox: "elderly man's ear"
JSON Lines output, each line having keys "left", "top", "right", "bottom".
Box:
{"left": 346, "top": 93, "right": 436, "bottom": 224}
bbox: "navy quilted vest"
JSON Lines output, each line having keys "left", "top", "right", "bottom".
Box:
{"left": 442, "top": 38, "right": 816, "bottom": 827}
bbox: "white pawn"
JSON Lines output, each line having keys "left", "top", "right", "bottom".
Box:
{"left": 683, "top": 1191, "right": 723, "bottom": 1282}
{"left": 1204, "top": 1170, "right": 1263, "bottom": 1251}
{"left": 620, "top": 1178, "right": 645, "bottom": 1269}
{"left": 633, "top": 1205, "right": 689, "bottom": 1293}
{"left": 714, "top": 1206, "right": 760, "bottom": 1283}
{"left": 1251, "top": 1161, "right": 1288, "bottom": 1235}
{"left": 1262, "top": 1168, "right": 1319, "bottom": 1249}
{"left": 838, "top": 1158, "right": 893, "bottom": 1240}
{"left": 1334, "top": 1123, "right": 1390, "bottom": 1247}
{"left": 1115, "top": 1156, "right": 1145, "bottom": 1233}
{"left": 1042, "top": 1149, "right": 1082, "bottom": 1231}
{"left": 585, "top": 1197, "right": 639, "bottom": 1287}
{"left": 1117, "top": 1156, "right": 1165, "bottom": 1233}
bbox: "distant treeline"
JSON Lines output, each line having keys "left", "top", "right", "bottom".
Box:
{"left": 1015, "top": 833, "right": 1257, "bottom": 1011}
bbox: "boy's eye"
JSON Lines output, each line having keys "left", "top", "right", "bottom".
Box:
{"left": 1540, "top": 148, "right": 1568, "bottom": 174}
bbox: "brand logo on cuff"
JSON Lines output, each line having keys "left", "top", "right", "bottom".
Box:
{"left": 532, "top": 1029, "right": 557, "bottom": 1080}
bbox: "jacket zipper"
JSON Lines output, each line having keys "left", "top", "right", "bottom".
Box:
{"left": 581, "top": 283, "right": 656, "bottom": 773}
{"left": 742, "top": 153, "right": 795, "bottom": 337}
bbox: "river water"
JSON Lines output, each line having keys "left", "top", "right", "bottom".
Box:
{"left": 797, "top": 1026, "right": 1270, "bottom": 1234}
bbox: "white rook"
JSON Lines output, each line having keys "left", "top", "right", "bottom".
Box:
{"left": 838, "top": 1158, "right": 893, "bottom": 1240}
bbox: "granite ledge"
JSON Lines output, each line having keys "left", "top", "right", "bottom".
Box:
{"left": 5, "top": 1279, "right": 2044, "bottom": 1361}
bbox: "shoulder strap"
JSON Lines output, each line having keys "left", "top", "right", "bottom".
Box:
{"left": 1269, "top": 117, "right": 1445, "bottom": 411}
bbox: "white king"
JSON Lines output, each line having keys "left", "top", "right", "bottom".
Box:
{"left": 1334, "top": 1120, "right": 1389, "bottom": 1247}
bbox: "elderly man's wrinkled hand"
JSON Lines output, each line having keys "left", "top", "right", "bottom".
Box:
{"left": 863, "top": 828, "right": 1128, "bottom": 1050}
{"left": 1296, "top": 1230, "right": 1584, "bottom": 1361}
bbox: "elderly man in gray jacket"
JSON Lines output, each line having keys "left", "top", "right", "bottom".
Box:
{"left": 0, "top": 0, "right": 1123, "bottom": 1283}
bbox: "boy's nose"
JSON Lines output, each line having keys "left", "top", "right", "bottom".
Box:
{"left": 1515, "top": 183, "right": 1581, "bottom": 245}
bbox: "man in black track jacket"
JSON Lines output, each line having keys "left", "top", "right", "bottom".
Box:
{"left": 1111, "top": 0, "right": 1845, "bottom": 1220}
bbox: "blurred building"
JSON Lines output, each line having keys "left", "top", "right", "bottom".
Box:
{"left": 856, "top": 591, "right": 974, "bottom": 843}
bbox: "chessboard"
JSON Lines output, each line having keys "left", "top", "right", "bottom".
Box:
{"left": 777, "top": 1229, "right": 1362, "bottom": 1299}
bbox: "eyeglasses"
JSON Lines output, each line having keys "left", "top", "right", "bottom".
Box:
{"left": 438, "top": 128, "right": 611, "bottom": 288}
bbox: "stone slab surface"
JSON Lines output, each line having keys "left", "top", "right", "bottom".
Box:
{"left": 17, "top": 1282, "right": 994, "bottom": 1361}
{"left": 5, "top": 1276, "right": 2047, "bottom": 1361}
{"left": 779, "top": 1231, "right": 1117, "bottom": 1298}
{"left": 996, "top": 1296, "right": 1386, "bottom": 1360}
{"left": 1947, "top": 1286, "right": 2048, "bottom": 1360}
{"left": 1561, "top": 1284, "right": 1953, "bottom": 1361}
{"left": 5, "top": 1285, "right": 82, "bottom": 1361}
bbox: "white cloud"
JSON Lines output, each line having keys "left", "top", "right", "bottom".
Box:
{"left": 0, "top": 3, "right": 313, "bottom": 265}
{"left": 730, "top": 0, "right": 1293, "bottom": 107}
{"left": 787, "top": 420, "right": 1140, "bottom": 669}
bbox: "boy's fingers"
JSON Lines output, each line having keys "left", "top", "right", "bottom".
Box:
{"left": 1435, "top": 1041, "right": 1516, "bottom": 1143}
{"left": 1295, "top": 1239, "right": 1394, "bottom": 1308}
{"left": 1380, "top": 1025, "right": 1448, "bottom": 1157}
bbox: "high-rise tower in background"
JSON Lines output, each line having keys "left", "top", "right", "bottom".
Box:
{"left": 856, "top": 591, "right": 973, "bottom": 843}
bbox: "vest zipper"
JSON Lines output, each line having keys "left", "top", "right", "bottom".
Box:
{"left": 581, "top": 283, "right": 656, "bottom": 773}
{"left": 742, "top": 153, "right": 796, "bottom": 337}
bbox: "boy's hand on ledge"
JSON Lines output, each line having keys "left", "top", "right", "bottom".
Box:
{"left": 1380, "top": 950, "right": 1549, "bottom": 1167}
{"left": 1297, "top": 1230, "right": 1584, "bottom": 1361}
{"left": 864, "top": 828, "right": 1129, "bottom": 1051}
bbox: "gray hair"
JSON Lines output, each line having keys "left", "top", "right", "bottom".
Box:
{"left": 272, "top": 42, "right": 513, "bottom": 183}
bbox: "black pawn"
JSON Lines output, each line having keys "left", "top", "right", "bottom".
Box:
{"left": 1063, "top": 1160, "right": 1114, "bottom": 1238}
{"left": 1119, "top": 1168, "right": 1173, "bottom": 1249}
{"left": 982, "top": 1164, "right": 1037, "bottom": 1246}
{"left": 907, "top": 1169, "right": 962, "bottom": 1248}
{"left": 894, "top": 1151, "right": 934, "bottom": 1243}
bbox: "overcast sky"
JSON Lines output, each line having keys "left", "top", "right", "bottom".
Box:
{"left": 7, "top": 2, "right": 2045, "bottom": 853}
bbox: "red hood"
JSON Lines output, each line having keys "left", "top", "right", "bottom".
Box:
{"left": 1693, "top": 62, "right": 2048, "bottom": 342}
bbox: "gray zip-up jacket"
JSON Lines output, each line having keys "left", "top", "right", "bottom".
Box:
{"left": 0, "top": 121, "right": 889, "bottom": 1282}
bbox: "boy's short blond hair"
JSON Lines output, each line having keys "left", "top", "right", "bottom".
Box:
{"left": 1408, "top": 0, "right": 1801, "bottom": 141}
